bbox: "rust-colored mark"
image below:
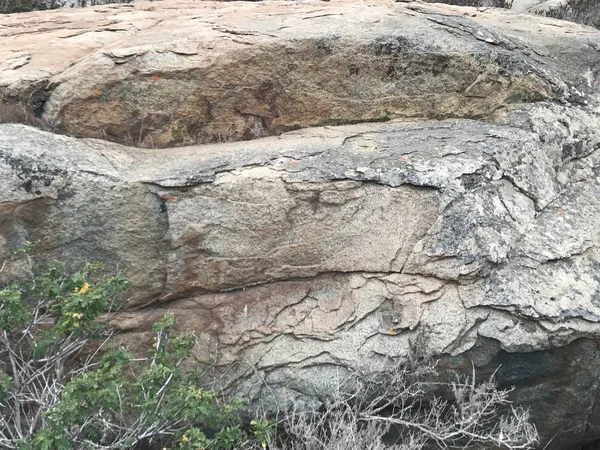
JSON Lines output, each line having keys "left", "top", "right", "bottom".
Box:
{"left": 290, "top": 160, "right": 298, "bottom": 165}
{"left": 557, "top": 208, "right": 566, "bottom": 215}
{"left": 90, "top": 90, "right": 103, "bottom": 98}
{"left": 388, "top": 328, "right": 397, "bottom": 335}
{"left": 164, "top": 194, "right": 176, "bottom": 202}
{"left": 151, "top": 73, "right": 163, "bottom": 82}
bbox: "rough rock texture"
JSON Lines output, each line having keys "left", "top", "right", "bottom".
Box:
{"left": 3, "top": 102, "right": 600, "bottom": 448}
{"left": 1, "top": 0, "right": 599, "bottom": 147}
{"left": 2, "top": 1, "right": 600, "bottom": 449}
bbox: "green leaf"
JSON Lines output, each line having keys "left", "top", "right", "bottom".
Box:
{"left": 0, "top": 286, "right": 29, "bottom": 331}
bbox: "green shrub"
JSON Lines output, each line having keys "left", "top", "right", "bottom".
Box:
{"left": 0, "top": 253, "right": 272, "bottom": 450}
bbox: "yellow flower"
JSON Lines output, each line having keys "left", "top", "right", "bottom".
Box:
{"left": 77, "top": 282, "right": 90, "bottom": 294}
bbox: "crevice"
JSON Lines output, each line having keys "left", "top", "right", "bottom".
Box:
{"left": 442, "top": 314, "right": 489, "bottom": 355}
{"left": 131, "top": 269, "right": 471, "bottom": 313}
{"left": 520, "top": 244, "right": 596, "bottom": 267}
{"left": 498, "top": 173, "right": 539, "bottom": 209}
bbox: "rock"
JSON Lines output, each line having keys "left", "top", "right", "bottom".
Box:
{"left": 3, "top": 99, "right": 600, "bottom": 447}
{"left": 1, "top": 0, "right": 599, "bottom": 147}
{"left": 2, "top": 1, "right": 600, "bottom": 449}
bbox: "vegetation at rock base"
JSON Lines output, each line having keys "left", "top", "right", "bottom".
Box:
{"left": 0, "top": 250, "right": 272, "bottom": 450}
{"left": 0, "top": 249, "right": 538, "bottom": 450}
{"left": 277, "top": 359, "right": 539, "bottom": 450}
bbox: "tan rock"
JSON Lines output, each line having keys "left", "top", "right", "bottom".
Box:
{"left": 3, "top": 100, "right": 600, "bottom": 448}
{"left": 2, "top": 2, "right": 600, "bottom": 447}
{"left": 1, "top": 0, "right": 599, "bottom": 146}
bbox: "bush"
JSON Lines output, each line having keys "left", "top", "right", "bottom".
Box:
{"left": 276, "top": 359, "right": 538, "bottom": 450}
{"left": 0, "top": 250, "right": 537, "bottom": 450}
{"left": 0, "top": 253, "right": 271, "bottom": 450}
{"left": 539, "top": 0, "right": 600, "bottom": 29}
{"left": 421, "top": 0, "right": 513, "bottom": 8}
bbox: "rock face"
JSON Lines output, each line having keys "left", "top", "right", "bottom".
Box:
{"left": 1, "top": 0, "right": 599, "bottom": 147}
{"left": 2, "top": 1, "right": 600, "bottom": 449}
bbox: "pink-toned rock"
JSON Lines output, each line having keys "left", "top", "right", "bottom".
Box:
{"left": 1, "top": 0, "right": 599, "bottom": 147}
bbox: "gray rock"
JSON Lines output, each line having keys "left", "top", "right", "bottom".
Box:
{"left": 3, "top": 101, "right": 600, "bottom": 447}
{"left": 2, "top": 1, "right": 600, "bottom": 448}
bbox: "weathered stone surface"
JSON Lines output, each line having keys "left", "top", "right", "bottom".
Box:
{"left": 1, "top": 0, "right": 600, "bottom": 147}
{"left": 511, "top": 0, "right": 567, "bottom": 12}
{"left": 3, "top": 99, "right": 600, "bottom": 447}
{"left": 2, "top": 1, "right": 600, "bottom": 448}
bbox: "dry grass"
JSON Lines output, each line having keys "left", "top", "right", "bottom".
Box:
{"left": 273, "top": 358, "right": 539, "bottom": 450}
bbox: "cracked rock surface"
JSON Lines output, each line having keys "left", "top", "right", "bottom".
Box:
{"left": 2, "top": 1, "right": 600, "bottom": 449}
{"left": 3, "top": 102, "right": 600, "bottom": 447}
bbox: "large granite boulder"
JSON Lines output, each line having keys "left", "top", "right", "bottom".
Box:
{"left": 3, "top": 102, "right": 600, "bottom": 448}
{"left": 2, "top": 1, "right": 600, "bottom": 449}
{"left": 1, "top": 0, "right": 599, "bottom": 147}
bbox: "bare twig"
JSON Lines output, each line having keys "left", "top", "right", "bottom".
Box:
{"left": 278, "top": 357, "right": 538, "bottom": 450}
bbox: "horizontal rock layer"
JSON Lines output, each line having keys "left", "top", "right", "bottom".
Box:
{"left": 1, "top": 0, "right": 600, "bottom": 146}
